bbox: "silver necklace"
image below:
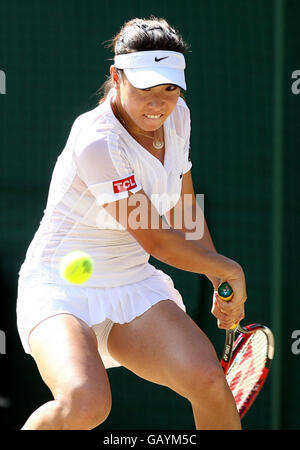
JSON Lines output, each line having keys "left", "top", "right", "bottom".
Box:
{"left": 152, "top": 130, "right": 164, "bottom": 150}
{"left": 153, "top": 141, "right": 164, "bottom": 150}
{"left": 112, "top": 102, "right": 164, "bottom": 150}
{"left": 130, "top": 126, "right": 164, "bottom": 150}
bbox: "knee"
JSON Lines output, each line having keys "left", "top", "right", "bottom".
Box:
{"left": 178, "top": 362, "right": 229, "bottom": 405}
{"left": 56, "top": 380, "right": 112, "bottom": 429}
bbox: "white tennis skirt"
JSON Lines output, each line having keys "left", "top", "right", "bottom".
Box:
{"left": 16, "top": 268, "right": 186, "bottom": 368}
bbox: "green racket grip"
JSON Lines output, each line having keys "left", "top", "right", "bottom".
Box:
{"left": 217, "top": 282, "right": 238, "bottom": 329}
{"left": 217, "top": 281, "right": 233, "bottom": 301}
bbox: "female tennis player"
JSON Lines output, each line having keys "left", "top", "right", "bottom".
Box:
{"left": 17, "top": 17, "right": 247, "bottom": 430}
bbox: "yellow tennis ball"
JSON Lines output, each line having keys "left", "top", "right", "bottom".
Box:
{"left": 59, "top": 251, "right": 93, "bottom": 284}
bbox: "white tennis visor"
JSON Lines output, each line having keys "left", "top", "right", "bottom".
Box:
{"left": 114, "top": 50, "right": 186, "bottom": 90}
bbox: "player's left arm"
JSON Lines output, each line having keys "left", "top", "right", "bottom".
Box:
{"left": 165, "top": 169, "right": 220, "bottom": 290}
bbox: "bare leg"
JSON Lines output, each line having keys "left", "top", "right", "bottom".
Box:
{"left": 108, "top": 300, "right": 241, "bottom": 430}
{"left": 22, "top": 314, "right": 111, "bottom": 430}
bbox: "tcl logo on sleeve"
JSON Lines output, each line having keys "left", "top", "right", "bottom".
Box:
{"left": 112, "top": 174, "right": 137, "bottom": 193}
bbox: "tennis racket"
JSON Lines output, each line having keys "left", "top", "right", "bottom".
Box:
{"left": 218, "top": 282, "right": 275, "bottom": 419}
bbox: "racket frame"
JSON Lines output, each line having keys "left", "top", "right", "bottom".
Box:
{"left": 221, "top": 323, "right": 275, "bottom": 419}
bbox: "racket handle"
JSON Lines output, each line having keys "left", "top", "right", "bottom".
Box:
{"left": 218, "top": 282, "right": 237, "bottom": 329}
{"left": 217, "top": 282, "right": 233, "bottom": 301}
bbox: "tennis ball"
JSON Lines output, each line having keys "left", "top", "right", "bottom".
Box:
{"left": 59, "top": 251, "right": 93, "bottom": 284}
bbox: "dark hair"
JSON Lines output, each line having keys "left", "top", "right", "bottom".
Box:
{"left": 97, "top": 17, "right": 189, "bottom": 104}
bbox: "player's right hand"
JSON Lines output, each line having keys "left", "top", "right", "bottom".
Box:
{"left": 211, "top": 273, "right": 247, "bottom": 329}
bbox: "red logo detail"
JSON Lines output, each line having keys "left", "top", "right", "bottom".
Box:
{"left": 234, "top": 389, "right": 244, "bottom": 405}
{"left": 241, "top": 342, "right": 253, "bottom": 364}
{"left": 230, "top": 371, "right": 242, "bottom": 391}
{"left": 112, "top": 175, "right": 137, "bottom": 193}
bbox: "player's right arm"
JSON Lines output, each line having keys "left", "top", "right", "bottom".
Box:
{"left": 74, "top": 136, "right": 246, "bottom": 326}
{"left": 104, "top": 191, "right": 241, "bottom": 282}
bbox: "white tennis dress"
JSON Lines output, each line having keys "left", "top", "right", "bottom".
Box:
{"left": 16, "top": 89, "right": 192, "bottom": 368}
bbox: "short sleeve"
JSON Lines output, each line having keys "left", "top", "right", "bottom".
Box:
{"left": 74, "top": 132, "right": 142, "bottom": 206}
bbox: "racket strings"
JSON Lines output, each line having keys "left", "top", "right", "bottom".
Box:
{"left": 225, "top": 330, "right": 268, "bottom": 410}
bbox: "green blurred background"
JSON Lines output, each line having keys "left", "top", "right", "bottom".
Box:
{"left": 0, "top": 0, "right": 299, "bottom": 430}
